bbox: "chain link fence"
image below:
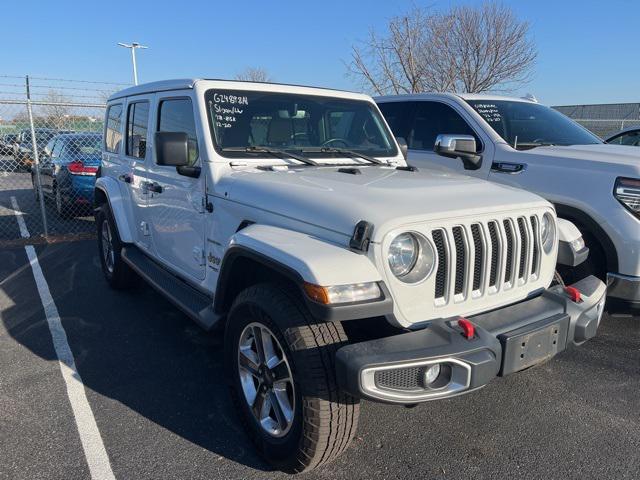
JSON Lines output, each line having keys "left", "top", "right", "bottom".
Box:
{"left": 0, "top": 76, "right": 128, "bottom": 246}
{"left": 553, "top": 103, "right": 640, "bottom": 139}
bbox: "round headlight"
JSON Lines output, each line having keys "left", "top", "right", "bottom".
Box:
{"left": 388, "top": 233, "right": 418, "bottom": 277}
{"left": 541, "top": 213, "right": 556, "bottom": 254}
{"left": 388, "top": 232, "right": 436, "bottom": 283}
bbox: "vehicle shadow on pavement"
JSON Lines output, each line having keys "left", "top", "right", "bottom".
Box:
{"left": 3, "top": 241, "right": 640, "bottom": 479}
{"left": 1, "top": 241, "right": 274, "bottom": 473}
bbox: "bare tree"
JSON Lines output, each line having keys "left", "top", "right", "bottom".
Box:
{"left": 348, "top": 2, "right": 537, "bottom": 94}
{"left": 39, "top": 90, "right": 72, "bottom": 129}
{"left": 235, "top": 67, "right": 273, "bottom": 83}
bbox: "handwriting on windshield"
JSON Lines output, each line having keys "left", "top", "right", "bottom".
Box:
{"left": 212, "top": 93, "right": 249, "bottom": 128}
{"left": 474, "top": 103, "right": 501, "bottom": 123}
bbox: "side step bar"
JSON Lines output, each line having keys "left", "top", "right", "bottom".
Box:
{"left": 121, "top": 246, "right": 221, "bottom": 331}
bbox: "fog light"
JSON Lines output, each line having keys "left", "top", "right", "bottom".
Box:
{"left": 423, "top": 364, "right": 441, "bottom": 386}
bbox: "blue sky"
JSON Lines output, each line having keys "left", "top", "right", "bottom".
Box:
{"left": 4, "top": 0, "right": 637, "bottom": 105}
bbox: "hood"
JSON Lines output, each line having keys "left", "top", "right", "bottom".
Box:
{"left": 223, "top": 165, "right": 550, "bottom": 240}
{"left": 520, "top": 144, "right": 640, "bottom": 171}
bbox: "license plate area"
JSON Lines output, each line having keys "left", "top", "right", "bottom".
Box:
{"left": 498, "top": 314, "right": 569, "bottom": 376}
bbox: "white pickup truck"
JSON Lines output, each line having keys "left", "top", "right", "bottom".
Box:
{"left": 377, "top": 94, "right": 640, "bottom": 313}
{"left": 95, "top": 79, "right": 605, "bottom": 472}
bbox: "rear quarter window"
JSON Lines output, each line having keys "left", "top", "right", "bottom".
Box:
{"left": 105, "top": 104, "right": 123, "bottom": 153}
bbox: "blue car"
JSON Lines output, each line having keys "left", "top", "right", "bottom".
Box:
{"left": 32, "top": 133, "right": 102, "bottom": 218}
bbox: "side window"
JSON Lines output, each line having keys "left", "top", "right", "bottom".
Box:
{"left": 51, "top": 140, "right": 64, "bottom": 158}
{"left": 126, "top": 101, "right": 150, "bottom": 158}
{"left": 611, "top": 131, "right": 640, "bottom": 146}
{"left": 157, "top": 98, "right": 199, "bottom": 165}
{"left": 105, "top": 104, "right": 123, "bottom": 153}
{"left": 43, "top": 138, "right": 56, "bottom": 156}
{"left": 409, "top": 101, "right": 481, "bottom": 152}
{"left": 377, "top": 101, "right": 415, "bottom": 140}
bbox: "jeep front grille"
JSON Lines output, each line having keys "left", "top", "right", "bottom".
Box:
{"left": 431, "top": 215, "right": 542, "bottom": 304}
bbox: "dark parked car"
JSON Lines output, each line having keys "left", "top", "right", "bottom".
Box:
{"left": 32, "top": 133, "right": 101, "bottom": 217}
{"left": 605, "top": 127, "right": 640, "bottom": 146}
{"left": 14, "top": 128, "right": 72, "bottom": 170}
{"left": 0, "top": 133, "right": 17, "bottom": 157}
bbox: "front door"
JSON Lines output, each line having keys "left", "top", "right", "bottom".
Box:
{"left": 406, "top": 101, "right": 490, "bottom": 178}
{"left": 146, "top": 93, "right": 206, "bottom": 281}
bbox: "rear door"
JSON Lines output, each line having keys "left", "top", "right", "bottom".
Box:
{"left": 145, "top": 93, "right": 206, "bottom": 281}
{"left": 124, "top": 97, "right": 154, "bottom": 250}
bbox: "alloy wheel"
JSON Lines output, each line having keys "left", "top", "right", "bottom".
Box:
{"left": 101, "top": 219, "right": 115, "bottom": 274}
{"left": 238, "top": 322, "right": 295, "bottom": 438}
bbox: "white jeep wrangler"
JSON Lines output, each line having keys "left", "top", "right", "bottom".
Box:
{"left": 376, "top": 94, "right": 640, "bottom": 313}
{"left": 95, "top": 79, "right": 606, "bottom": 473}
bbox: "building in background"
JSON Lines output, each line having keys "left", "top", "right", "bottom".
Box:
{"left": 553, "top": 103, "right": 640, "bottom": 138}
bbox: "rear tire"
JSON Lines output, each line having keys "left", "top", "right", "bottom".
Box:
{"left": 96, "top": 205, "right": 137, "bottom": 289}
{"left": 55, "top": 186, "right": 72, "bottom": 219}
{"left": 225, "top": 283, "right": 359, "bottom": 473}
{"left": 32, "top": 174, "right": 39, "bottom": 202}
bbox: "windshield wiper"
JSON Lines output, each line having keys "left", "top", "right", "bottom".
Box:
{"left": 514, "top": 142, "right": 556, "bottom": 150}
{"left": 298, "top": 147, "right": 384, "bottom": 165}
{"left": 221, "top": 146, "right": 318, "bottom": 166}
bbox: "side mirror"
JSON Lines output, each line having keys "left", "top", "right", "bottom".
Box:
{"left": 434, "top": 134, "right": 482, "bottom": 170}
{"left": 396, "top": 136, "right": 408, "bottom": 160}
{"left": 155, "top": 131, "right": 189, "bottom": 167}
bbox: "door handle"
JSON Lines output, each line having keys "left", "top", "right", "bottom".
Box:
{"left": 491, "top": 162, "right": 527, "bottom": 174}
{"left": 118, "top": 173, "right": 133, "bottom": 183}
{"left": 147, "top": 182, "right": 163, "bottom": 194}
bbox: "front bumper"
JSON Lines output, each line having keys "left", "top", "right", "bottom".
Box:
{"left": 335, "top": 276, "right": 606, "bottom": 404}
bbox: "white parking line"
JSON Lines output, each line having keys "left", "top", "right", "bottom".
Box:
{"left": 10, "top": 196, "right": 116, "bottom": 480}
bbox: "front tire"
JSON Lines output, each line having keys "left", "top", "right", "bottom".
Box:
{"left": 225, "top": 284, "right": 359, "bottom": 473}
{"left": 96, "top": 205, "right": 137, "bottom": 289}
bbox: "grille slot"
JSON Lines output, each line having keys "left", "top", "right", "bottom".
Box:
{"left": 488, "top": 222, "right": 499, "bottom": 287}
{"left": 452, "top": 226, "right": 466, "bottom": 295}
{"left": 432, "top": 230, "right": 447, "bottom": 299}
{"left": 530, "top": 216, "right": 539, "bottom": 276}
{"left": 375, "top": 367, "right": 423, "bottom": 391}
{"left": 471, "top": 224, "right": 483, "bottom": 291}
{"left": 517, "top": 217, "right": 528, "bottom": 279}
{"left": 503, "top": 220, "right": 514, "bottom": 283}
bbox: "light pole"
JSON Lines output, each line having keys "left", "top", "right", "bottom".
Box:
{"left": 117, "top": 42, "right": 148, "bottom": 85}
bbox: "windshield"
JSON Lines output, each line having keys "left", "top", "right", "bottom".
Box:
{"left": 466, "top": 100, "right": 601, "bottom": 149}
{"left": 67, "top": 136, "right": 101, "bottom": 156}
{"left": 206, "top": 89, "right": 397, "bottom": 159}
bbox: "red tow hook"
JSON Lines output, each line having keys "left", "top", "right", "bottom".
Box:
{"left": 565, "top": 286, "right": 582, "bottom": 303}
{"left": 457, "top": 317, "right": 475, "bottom": 339}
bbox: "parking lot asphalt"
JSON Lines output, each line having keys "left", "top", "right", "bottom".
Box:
{"left": 1, "top": 239, "right": 640, "bottom": 480}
